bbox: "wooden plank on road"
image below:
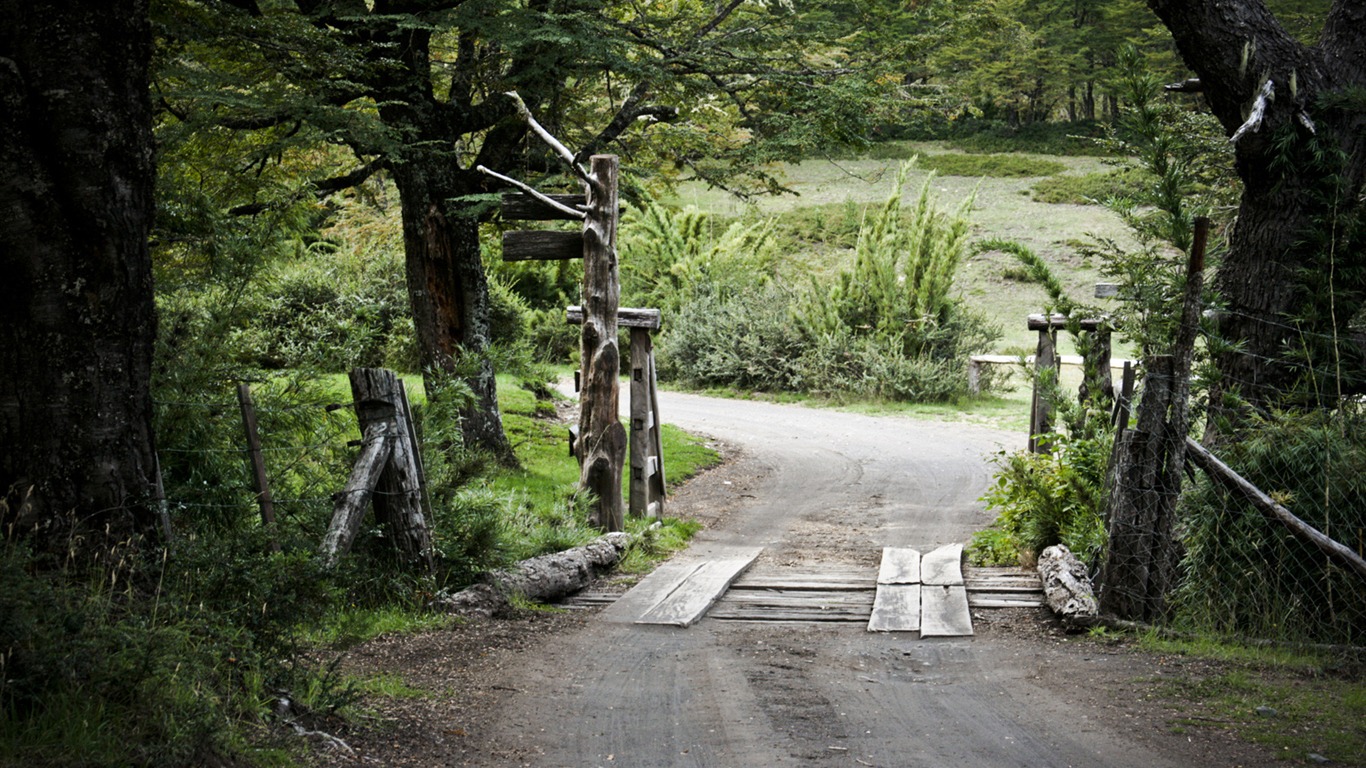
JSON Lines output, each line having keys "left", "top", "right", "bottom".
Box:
{"left": 635, "top": 547, "right": 763, "bottom": 627}
{"left": 598, "top": 559, "right": 702, "bottom": 624}
{"left": 921, "top": 584, "right": 974, "bottom": 637}
{"left": 920, "top": 543, "right": 965, "bottom": 586}
{"left": 867, "top": 584, "right": 921, "bottom": 632}
{"left": 876, "top": 547, "right": 921, "bottom": 584}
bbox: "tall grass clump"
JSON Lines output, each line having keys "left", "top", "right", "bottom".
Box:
{"left": 654, "top": 161, "right": 1002, "bottom": 401}
{"left": 794, "top": 160, "right": 1001, "bottom": 401}
{"left": 1174, "top": 408, "right": 1366, "bottom": 645}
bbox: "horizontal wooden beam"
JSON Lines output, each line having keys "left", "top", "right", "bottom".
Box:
{"left": 503, "top": 230, "right": 583, "bottom": 262}
{"left": 1026, "top": 313, "right": 1108, "bottom": 332}
{"left": 501, "top": 193, "right": 588, "bottom": 221}
{"left": 566, "top": 306, "right": 662, "bottom": 329}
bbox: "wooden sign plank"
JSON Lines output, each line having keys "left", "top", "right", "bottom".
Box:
{"left": 876, "top": 547, "right": 922, "bottom": 585}
{"left": 920, "top": 543, "right": 965, "bottom": 586}
{"left": 566, "top": 306, "right": 662, "bottom": 329}
{"left": 502, "top": 229, "right": 583, "bottom": 261}
{"left": 867, "top": 584, "right": 922, "bottom": 632}
{"left": 501, "top": 193, "right": 588, "bottom": 221}
{"left": 1027, "top": 313, "right": 1107, "bottom": 332}
{"left": 921, "top": 584, "right": 974, "bottom": 637}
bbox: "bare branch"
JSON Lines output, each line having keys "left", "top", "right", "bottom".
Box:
{"left": 228, "top": 158, "right": 385, "bottom": 216}
{"left": 475, "top": 165, "right": 587, "bottom": 220}
{"left": 503, "top": 91, "right": 589, "bottom": 184}
{"left": 575, "top": 83, "right": 679, "bottom": 163}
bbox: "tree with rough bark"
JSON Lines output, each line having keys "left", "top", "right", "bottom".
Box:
{"left": 0, "top": 0, "right": 161, "bottom": 553}
{"left": 154, "top": 0, "right": 897, "bottom": 464}
{"left": 1145, "top": 0, "right": 1365, "bottom": 423}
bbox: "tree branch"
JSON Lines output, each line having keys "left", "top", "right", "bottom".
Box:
{"left": 474, "top": 165, "right": 586, "bottom": 220}
{"left": 574, "top": 83, "right": 679, "bottom": 164}
{"left": 502, "top": 91, "right": 590, "bottom": 184}
{"left": 228, "top": 158, "right": 385, "bottom": 216}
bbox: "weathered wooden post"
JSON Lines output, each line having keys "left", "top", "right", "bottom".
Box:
{"left": 577, "top": 155, "right": 628, "bottom": 531}
{"left": 479, "top": 94, "right": 660, "bottom": 533}
{"left": 1027, "top": 316, "right": 1059, "bottom": 453}
{"left": 320, "top": 368, "right": 433, "bottom": 571}
{"left": 236, "top": 382, "right": 280, "bottom": 552}
{"left": 629, "top": 323, "right": 666, "bottom": 519}
{"left": 1100, "top": 218, "right": 1209, "bottom": 621}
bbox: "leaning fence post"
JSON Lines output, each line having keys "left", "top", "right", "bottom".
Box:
{"left": 236, "top": 382, "right": 280, "bottom": 553}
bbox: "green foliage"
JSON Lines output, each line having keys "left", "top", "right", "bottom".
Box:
{"left": 620, "top": 202, "right": 779, "bottom": 318}
{"left": 799, "top": 162, "right": 973, "bottom": 349}
{"left": 663, "top": 160, "right": 1002, "bottom": 401}
{"left": 662, "top": 283, "right": 807, "bottom": 392}
{"left": 1175, "top": 408, "right": 1366, "bottom": 645}
{"left": 947, "top": 120, "right": 1113, "bottom": 156}
{"left": 977, "top": 430, "right": 1112, "bottom": 567}
{"left": 1080, "top": 46, "right": 1235, "bottom": 359}
{"left": 619, "top": 518, "right": 705, "bottom": 574}
{"left": 0, "top": 537, "right": 342, "bottom": 767}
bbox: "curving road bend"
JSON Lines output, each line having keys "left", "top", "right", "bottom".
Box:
{"left": 477, "top": 393, "right": 1182, "bottom": 767}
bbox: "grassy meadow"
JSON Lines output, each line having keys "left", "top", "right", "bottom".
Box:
{"left": 661, "top": 138, "right": 1141, "bottom": 432}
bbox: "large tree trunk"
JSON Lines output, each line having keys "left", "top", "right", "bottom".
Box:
{"left": 1147, "top": 0, "right": 1366, "bottom": 427}
{"left": 372, "top": 23, "right": 519, "bottom": 465}
{"left": 0, "top": 0, "right": 160, "bottom": 551}
{"left": 390, "top": 163, "right": 517, "bottom": 465}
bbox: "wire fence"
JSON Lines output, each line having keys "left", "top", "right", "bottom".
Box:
{"left": 153, "top": 383, "right": 361, "bottom": 544}
{"left": 1100, "top": 304, "right": 1366, "bottom": 647}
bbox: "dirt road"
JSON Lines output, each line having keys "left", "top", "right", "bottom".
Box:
{"left": 461, "top": 394, "right": 1207, "bottom": 767}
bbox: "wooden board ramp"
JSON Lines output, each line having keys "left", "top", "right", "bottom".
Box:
{"left": 598, "top": 546, "right": 762, "bottom": 626}
{"left": 566, "top": 555, "right": 1044, "bottom": 629}
{"left": 921, "top": 584, "right": 974, "bottom": 637}
{"left": 866, "top": 544, "right": 972, "bottom": 635}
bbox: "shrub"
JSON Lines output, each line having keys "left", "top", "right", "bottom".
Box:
{"left": 975, "top": 430, "right": 1112, "bottom": 568}
{"left": 661, "top": 282, "right": 806, "bottom": 391}
{"left": 793, "top": 160, "right": 1001, "bottom": 401}
{"left": 620, "top": 202, "right": 778, "bottom": 317}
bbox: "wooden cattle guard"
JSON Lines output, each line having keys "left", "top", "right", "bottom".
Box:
{"left": 568, "top": 306, "right": 666, "bottom": 519}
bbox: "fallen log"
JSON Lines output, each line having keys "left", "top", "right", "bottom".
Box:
{"left": 435, "top": 532, "right": 632, "bottom": 617}
{"left": 1038, "top": 544, "right": 1099, "bottom": 624}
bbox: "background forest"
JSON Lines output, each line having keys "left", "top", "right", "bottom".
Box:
{"left": 3, "top": 0, "right": 1362, "bottom": 765}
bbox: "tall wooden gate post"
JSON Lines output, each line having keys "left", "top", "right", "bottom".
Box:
{"left": 577, "top": 155, "right": 627, "bottom": 531}
{"left": 1028, "top": 322, "right": 1058, "bottom": 453}
{"left": 629, "top": 325, "right": 666, "bottom": 519}
{"left": 1100, "top": 218, "right": 1209, "bottom": 621}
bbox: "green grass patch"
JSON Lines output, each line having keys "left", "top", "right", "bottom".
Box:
{"left": 946, "top": 121, "right": 1112, "bottom": 157}
{"left": 1030, "top": 166, "right": 1154, "bottom": 205}
{"left": 920, "top": 153, "right": 1067, "bottom": 178}
{"left": 1131, "top": 635, "right": 1366, "bottom": 765}
{"left": 351, "top": 672, "right": 428, "bottom": 700}
{"left": 307, "top": 606, "right": 453, "bottom": 650}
